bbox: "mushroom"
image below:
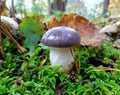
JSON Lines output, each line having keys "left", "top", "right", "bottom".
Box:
{"left": 41, "top": 26, "right": 80, "bottom": 73}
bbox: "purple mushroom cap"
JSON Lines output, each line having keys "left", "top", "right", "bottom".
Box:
{"left": 41, "top": 26, "right": 80, "bottom": 47}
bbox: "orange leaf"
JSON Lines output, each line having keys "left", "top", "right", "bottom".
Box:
{"left": 47, "top": 14, "right": 106, "bottom": 46}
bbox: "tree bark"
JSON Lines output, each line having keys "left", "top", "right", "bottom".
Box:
{"left": 9, "top": 0, "right": 15, "bottom": 18}
{"left": 48, "top": 0, "right": 67, "bottom": 14}
{"left": 103, "top": 0, "right": 109, "bottom": 16}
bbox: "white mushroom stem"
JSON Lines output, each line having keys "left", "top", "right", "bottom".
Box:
{"left": 49, "top": 47, "right": 74, "bottom": 73}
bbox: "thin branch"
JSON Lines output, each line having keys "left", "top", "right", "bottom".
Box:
{"left": 0, "top": 22, "right": 26, "bottom": 53}
{"left": 90, "top": 67, "right": 120, "bottom": 72}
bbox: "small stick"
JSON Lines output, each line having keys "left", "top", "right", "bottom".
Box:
{"left": 90, "top": 67, "right": 120, "bottom": 72}
{"left": 76, "top": 45, "right": 81, "bottom": 74}
{"left": 0, "top": 32, "right": 4, "bottom": 57}
{"left": 0, "top": 22, "right": 26, "bottom": 53}
{"left": 73, "top": 45, "right": 81, "bottom": 74}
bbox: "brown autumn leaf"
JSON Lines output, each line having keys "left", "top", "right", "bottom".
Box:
{"left": 47, "top": 18, "right": 59, "bottom": 28}
{"left": 114, "top": 39, "right": 120, "bottom": 48}
{"left": 60, "top": 14, "right": 76, "bottom": 28}
{"left": 47, "top": 14, "right": 106, "bottom": 46}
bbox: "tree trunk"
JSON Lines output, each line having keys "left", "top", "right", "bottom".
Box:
{"left": 9, "top": 0, "right": 15, "bottom": 18}
{"left": 48, "top": 0, "right": 67, "bottom": 14}
{"left": 103, "top": 0, "right": 109, "bottom": 16}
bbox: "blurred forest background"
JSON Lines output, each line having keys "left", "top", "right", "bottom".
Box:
{"left": 2, "top": 0, "right": 120, "bottom": 20}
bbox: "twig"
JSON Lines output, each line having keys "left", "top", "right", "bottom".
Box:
{"left": 74, "top": 45, "right": 81, "bottom": 74}
{"left": 90, "top": 67, "right": 120, "bottom": 72}
{"left": 0, "top": 3, "right": 4, "bottom": 57}
{"left": 0, "top": 32, "right": 4, "bottom": 57}
{"left": 0, "top": 22, "right": 26, "bottom": 53}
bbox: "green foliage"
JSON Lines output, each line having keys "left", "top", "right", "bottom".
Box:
{"left": 51, "top": 10, "right": 64, "bottom": 19}
{"left": 78, "top": 42, "right": 120, "bottom": 95}
{"left": 0, "top": 40, "right": 120, "bottom": 94}
{"left": 19, "top": 16, "right": 44, "bottom": 51}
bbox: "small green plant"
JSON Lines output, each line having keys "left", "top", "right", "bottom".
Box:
{"left": 19, "top": 16, "right": 44, "bottom": 52}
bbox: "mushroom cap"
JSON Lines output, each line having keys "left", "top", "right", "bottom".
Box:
{"left": 41, "top": 26, "right": 80, "bottom": 47}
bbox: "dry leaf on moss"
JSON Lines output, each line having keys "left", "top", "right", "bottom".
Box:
{"left": 47, "top": 14, "right": 106, "bottom": 46}
{"left": 114, "top": 39, "right": 120, "bottom": 48}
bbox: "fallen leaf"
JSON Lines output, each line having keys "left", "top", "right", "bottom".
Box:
{"left": 47, "top": 14, "right": 106, "bottom": 46}
{"left": 114, "top": 39, "right": 120, "bottom": 48}
{"left": 99, "top": 24, "right": 118, "bottom": 34}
